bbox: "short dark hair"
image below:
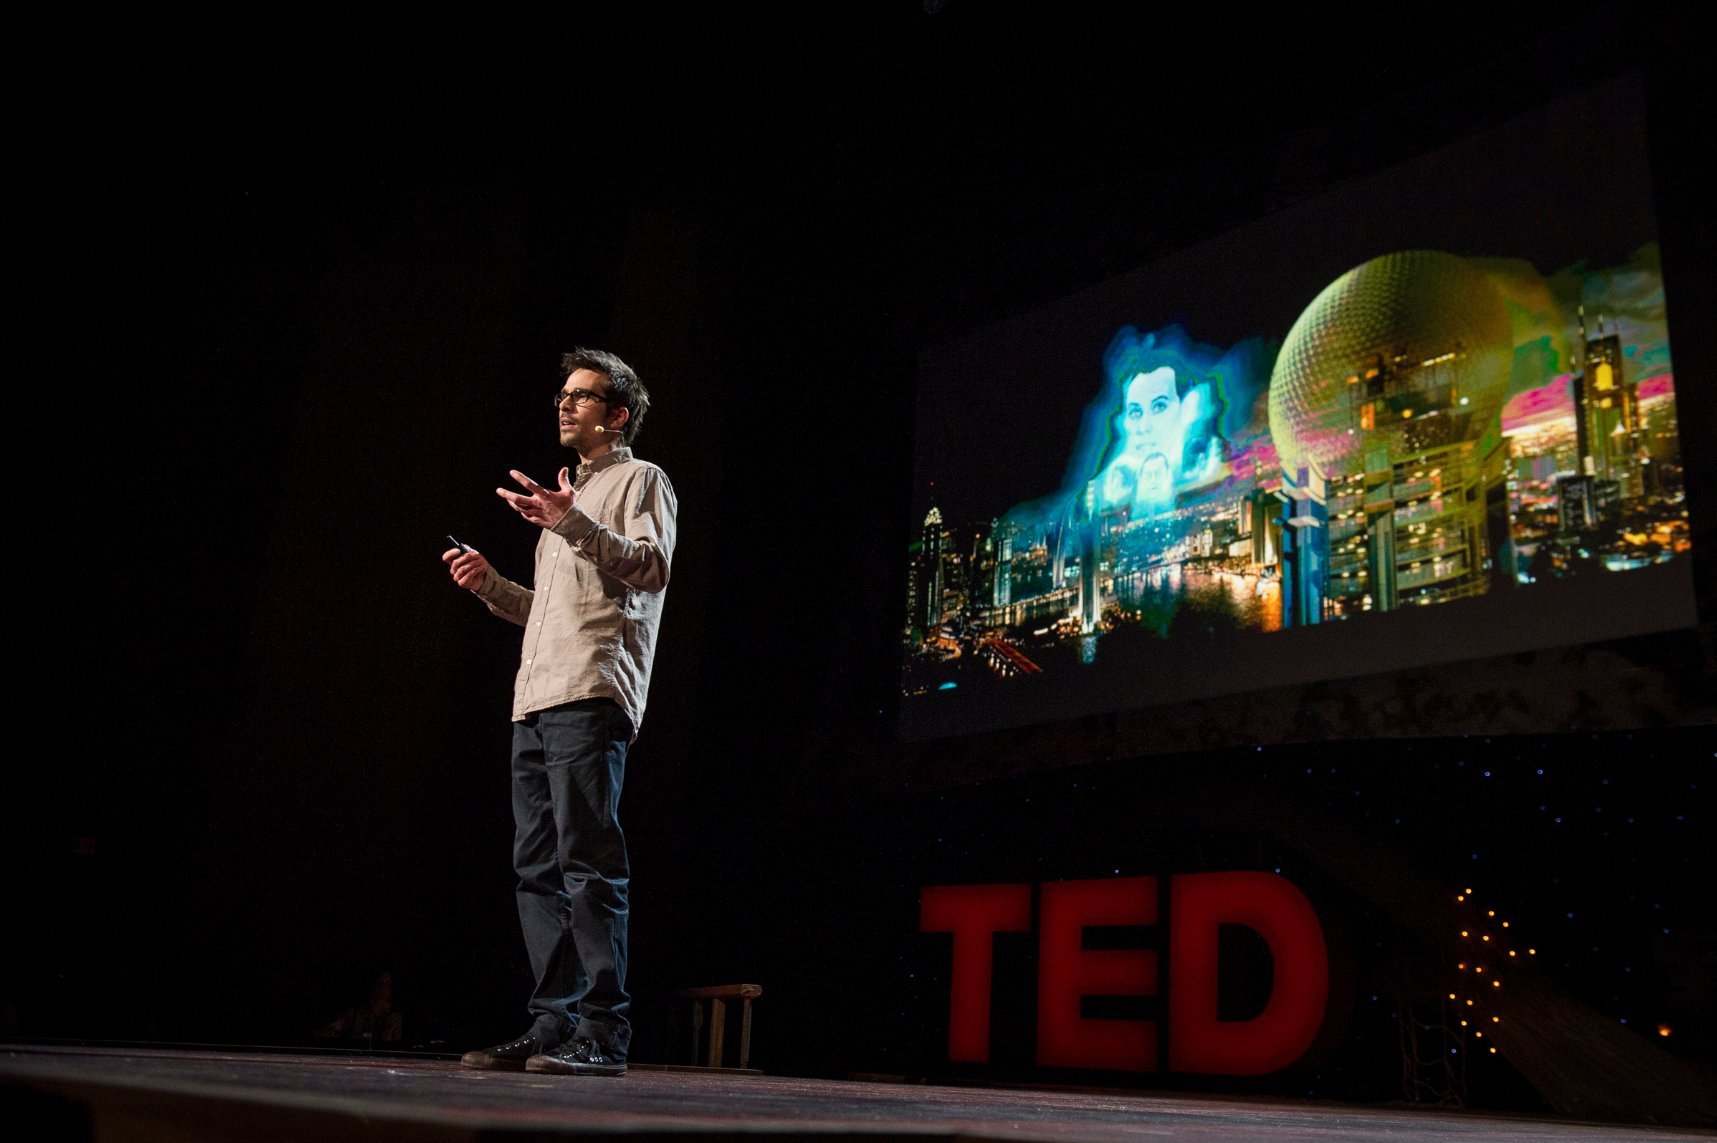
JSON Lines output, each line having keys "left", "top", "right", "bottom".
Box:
{"left": 561, "top": 347, "right": 650, "bottom": 445}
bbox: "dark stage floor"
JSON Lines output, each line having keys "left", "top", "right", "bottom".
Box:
{"left": 3, "top": 1045, "right": 1712, "bottom": 1142}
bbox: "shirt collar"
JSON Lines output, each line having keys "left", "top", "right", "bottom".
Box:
{"left": 577, "top": 445, "right": 633, "bottom": 480}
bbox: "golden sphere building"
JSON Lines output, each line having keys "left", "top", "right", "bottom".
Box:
{"left": 1268, "top": 251, "right": 1516, "bottom": 617}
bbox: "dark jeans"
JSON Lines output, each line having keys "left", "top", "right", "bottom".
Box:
{"left": 511, "top": 698, "right": 633, "bottom": 1056}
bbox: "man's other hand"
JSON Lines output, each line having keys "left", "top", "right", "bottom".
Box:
{"left": 444, "top": 546, "right": 492, "bottom": 592}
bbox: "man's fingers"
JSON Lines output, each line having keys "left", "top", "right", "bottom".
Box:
{"left": 499, "top": 477, "right": 562, "bottom": 524}
{"left": 509, "top": 469, "right": 546, "bottom": 495}
{"left": 499, "top": 495, "right": 540, "bottom": 521}
{"left": 447, "top": 548, "right": 488, "bottom": 590}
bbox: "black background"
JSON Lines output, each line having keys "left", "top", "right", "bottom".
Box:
{"left": 14, "top": 0, "right": 1714, "bottom": 1114}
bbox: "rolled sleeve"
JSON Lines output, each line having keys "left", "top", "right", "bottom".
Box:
{"left": 477, "top": 569, "right": 534, "bottom": 626}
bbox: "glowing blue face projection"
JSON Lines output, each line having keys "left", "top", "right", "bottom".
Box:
{"left": 1103, "top": 366, "right": 1182, "bottom": 514}
{"left": 1093, "top": 328, "right": 1236, "bottom": 521}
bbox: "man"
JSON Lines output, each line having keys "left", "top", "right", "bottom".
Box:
{"left": 444, "top": 348, "right": 676, "bottom": 1077}
{"left": 1100, "top": 365, "right": 1185, "bottom": 517}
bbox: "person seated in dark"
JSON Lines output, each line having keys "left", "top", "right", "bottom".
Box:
{"left": 314, "top": 968, "right": 404, "bottom": 1043}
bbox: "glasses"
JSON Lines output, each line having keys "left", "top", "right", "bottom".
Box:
{"left": 553, "top": 387, "right": 611, "bottom": 409}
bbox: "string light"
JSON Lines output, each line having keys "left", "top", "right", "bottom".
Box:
{"left": 1447, "top": 884, "right": 1538, "bottom": 1066}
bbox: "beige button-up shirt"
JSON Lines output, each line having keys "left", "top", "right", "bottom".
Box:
{"left": 476, "top": 446, "right": 677, "bottom": 736}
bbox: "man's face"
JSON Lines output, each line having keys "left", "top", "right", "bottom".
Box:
{"left": 1121, "top": 367, "right": 1183, "bottom": 488}
{"left": 556, "top": 367, "right": 618, "bottom": 452}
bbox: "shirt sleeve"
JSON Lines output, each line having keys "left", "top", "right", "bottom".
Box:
{"left": 551, "top": 465, "right": 677, "bottom": 594}
{"left": 475, "top": 567, "right": 534, "bottom": 626}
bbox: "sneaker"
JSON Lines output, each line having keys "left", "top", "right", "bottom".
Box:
{"left": 460, "top": 1033, "right": 542, "bottom": 1071}
{"left": 524, "top": 1037, "right": 626, "bottom": 1077}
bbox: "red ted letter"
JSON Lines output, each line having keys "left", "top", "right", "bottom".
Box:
{"left": 1168, "top": 871, "right": 1328, "bottom": 1075}
{"left": 1036, "top": 876, "right": 1159, "bottom": 1071}
{"left": 921, "top": 883, "right": 1032, "bottom": 1063}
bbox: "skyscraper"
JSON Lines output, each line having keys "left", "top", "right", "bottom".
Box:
{"left": 1075, "top": 480, "right": 1101, "bottom": 633}
{"left": 912, "top": 507, "right": 946, "bottom": 636}
{"left": 1278, "top": 461, "right": 1328, "bottom": 627}
{"left": 1571, "top": 306, "right": 1642, "bottom": 496}
{"left": 990, "top": 520, "right": 1014, "bottom": 609}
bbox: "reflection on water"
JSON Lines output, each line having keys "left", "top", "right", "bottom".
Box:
{"left": 1112, "top": 564, "right": 1282, "bottom": 636}
{"left": 1079, "top": 633, "right": 1098, "bottom": 665}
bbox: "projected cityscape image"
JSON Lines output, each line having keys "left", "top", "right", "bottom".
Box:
{"left": 902, "top": 245, "right": 1689, "bottom": 717}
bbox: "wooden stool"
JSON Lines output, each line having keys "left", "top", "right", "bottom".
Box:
{"left": 665, "top": 983, "right": 762, "bottom": 1071}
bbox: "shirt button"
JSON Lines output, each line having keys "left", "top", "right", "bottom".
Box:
{"left": 525, "top": 658, "right": 532, "bottom": 665}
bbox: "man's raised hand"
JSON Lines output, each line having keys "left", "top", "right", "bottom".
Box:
{"left": 497, "top": 467, "right": 573, "bottom": 528}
